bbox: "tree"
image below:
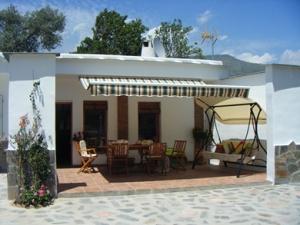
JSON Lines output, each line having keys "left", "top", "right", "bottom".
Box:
{"left": 0, "top": 5, "right": 65, "bottom": 52}
{"left": 155, "top": 19, "right": 203, "bottom": 58}
{"left": 76, "top": 9, "right": 147, "bottom": 55}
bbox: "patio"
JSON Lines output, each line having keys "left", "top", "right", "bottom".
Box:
{"left": 57, "top": 164, "right": 267, "bottom": 197}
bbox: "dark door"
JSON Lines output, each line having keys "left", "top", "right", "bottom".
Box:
{"left": 138, "top": 102, "right": 160, "bottom": 142}
{"left": 56, "top": 103, "right": 72, "bottom": 167}
{"left": 84, "top": 101, "right": 107, "bottom": 148}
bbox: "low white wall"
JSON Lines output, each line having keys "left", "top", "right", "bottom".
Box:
{"left": 56, "top": 76, "right": 196, "bottom": 164}
{"left": 7, "top": 54, "right": 56, "bottom": 151}
{"left": 266, "top": 65, "right": 300, "bottom": 145}
{"left": 266, "top": 64, "right": 300, "bottom": 182}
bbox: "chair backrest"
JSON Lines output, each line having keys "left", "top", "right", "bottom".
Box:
{"left": 137, "top": 139, "right": 153, "bottom": 146}
{"left": 173, "top": 140, "right": 187, "bottom": 155}
{"left": 148, "top": 142, "right": 166, "bottom": 157}
{"left": 108, "top": 140, "right": 117, "bottom": 145}
{"left": 109, "top": 143, "right": 129, "bottom": 158}
{"left": 78, "top": 140, "right": 88, "bottom": 156}
{"left": 109, "top": 139, "right": 128, "bottom": 144}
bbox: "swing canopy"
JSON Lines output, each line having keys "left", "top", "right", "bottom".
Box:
{"left": 196, "top": 97, "right": 267, "bottom": 125}
{"left": 193, "top": 97, "right": 267, "bottom": 177}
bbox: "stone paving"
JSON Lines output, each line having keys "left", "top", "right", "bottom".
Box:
{"left": 0, "top": 174, "right": 300, "bottom": 225}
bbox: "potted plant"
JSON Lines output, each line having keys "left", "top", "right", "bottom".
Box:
{"left": 192, "top": 128, "right": 208, "bottom": 144}
{"left": 192, "top": 128, "right": 209, "bottom": 165}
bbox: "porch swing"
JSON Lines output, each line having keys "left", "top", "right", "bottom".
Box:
{"left": 192, "top": 98, "right": 267, "bottom": 177}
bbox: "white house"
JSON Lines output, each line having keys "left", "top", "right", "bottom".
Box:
{"left": 0, "top": 50, "right": 300, "bottom": 199}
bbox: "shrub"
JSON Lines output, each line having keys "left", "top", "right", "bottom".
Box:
{"left": 10, "top": 81, "right": 53, "bottom": 208}
{"left": 19, "top": 185, "right": 52, "bottom": 208}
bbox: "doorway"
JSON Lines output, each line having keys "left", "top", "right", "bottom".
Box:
{"left": 56, "top": 103, "right": 72, "bottom": 167}
{"left": 84, "top": 101, "right": 107, "bottom": 148}
{"left": 138, "top": 102, "right": 160, "bottom": 142}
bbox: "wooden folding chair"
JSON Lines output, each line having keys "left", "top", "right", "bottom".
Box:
{"left": 107, "top": 142, "right": 129, "bottom": 175}
{"left": 75, "top": 140, "right": 98, "bottom": 173}
{"left": 145, "top": 142, "right": 166, "bottom": 175}
{"left": 168, "top": 140, "right": 187, "bottom": 170}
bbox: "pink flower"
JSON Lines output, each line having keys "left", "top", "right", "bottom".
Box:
{"left": 19, "top": 115, "right": 28, "bottom": 128}
{"left": 38, "top": 185, "right": 46, "bottom": 197}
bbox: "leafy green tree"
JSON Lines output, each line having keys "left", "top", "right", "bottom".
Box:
{"left": 155, "top": 19, "right": 203, "bottom": 58}
{"left": 0, "top": 5, "right": 65, "bottom": 52}
{"left": 77, "top": 9, "right": 147, "bottom": 55}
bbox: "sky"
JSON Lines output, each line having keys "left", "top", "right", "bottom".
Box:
{"left": 1, "top": 0, "right": 300, "bottom": 65}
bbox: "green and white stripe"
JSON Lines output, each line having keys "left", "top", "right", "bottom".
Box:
{"left": 80, "top": 77, "right": 249, "bottom": 98}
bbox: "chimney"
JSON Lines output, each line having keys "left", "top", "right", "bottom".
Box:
{"left": 141, "top": 39, "right": 155, "bottom": 57}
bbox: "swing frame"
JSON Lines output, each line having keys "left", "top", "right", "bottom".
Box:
{"left": 192, "top": 101, "right": 267, "bottom": 177}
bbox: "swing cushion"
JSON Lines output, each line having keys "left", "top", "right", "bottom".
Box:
{"left": 215, "top": 144, "right": 225, "bottom": 153}
{"left": 233, "top": 141, "right": 245, "bottom": 154}
{"left": 165, "top": 147, "right": 174, "bottom": 156}
{"left": 222, "top": 141, "right": 234, "bottom": 154}
{"left": 244, "top": 142, "right": 254, "bottom": 156}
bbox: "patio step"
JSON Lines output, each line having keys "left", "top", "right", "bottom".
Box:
{"left": 58, "top": 180, "right": 271, "bottom": 198}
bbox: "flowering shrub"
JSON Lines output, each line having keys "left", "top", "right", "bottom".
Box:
{"left": 10, "top": 81, "right": 53, "bottom": 208}
{"left": 19, "top": 185, "right": 52, "bottom": 208}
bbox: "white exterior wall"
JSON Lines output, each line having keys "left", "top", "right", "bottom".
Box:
{"left": 56, "top": 76, "right": 195, "bottom": 164}
{"left": 128, "top": 96, "right": 195, "bottom": 161}
{"left": 210, "top": 73, "right": 267, "bottom": 141}
{"left": 4, "top": 53, "right": 300, "bottom": 185}
{"left": 266, "top": 64, "right": 300, "bottom": 182}
{"left": 7, "top": 54, "right": 56, "bottom": 151}
{"left": 212, "top": 73, "right": 266, "bottom": 109}
{"left": 55, "top": 56, "right": 227, "bottom": 165}
{"left": 56, "top": 76, "right": 117, "bottom": 165}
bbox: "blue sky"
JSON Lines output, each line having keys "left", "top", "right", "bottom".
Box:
{"left": 1, "top": 0, "right": 300, "bottom": 64}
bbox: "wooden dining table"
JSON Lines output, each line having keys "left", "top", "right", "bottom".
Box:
{"left": 97, "top": 143, "right": 151, "bottom": 164}
{"left": 130, "top": 144, "right": 152, "bottom": 164}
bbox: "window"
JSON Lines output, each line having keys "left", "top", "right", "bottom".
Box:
{"left": 138, "top": 102, "right": 160, "bottom": 142}
{"left": 143, "top": 41, "right": 149, "bottom": 47}
{"left": 84, "top": 101, "right": 107, "bottom": 148}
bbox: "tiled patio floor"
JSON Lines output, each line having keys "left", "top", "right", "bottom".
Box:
{"left": 57, "top": 164, "right": 267, "bottom": 197}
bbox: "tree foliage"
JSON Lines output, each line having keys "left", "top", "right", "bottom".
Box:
{"left": 155, "top": 19, "right": 203, "bottom": 58}
{"left": 76, "top": 9, "right": 147, "bottom": 55}
{"left": 0, "top": 5, "right": 65, "bottom": 52}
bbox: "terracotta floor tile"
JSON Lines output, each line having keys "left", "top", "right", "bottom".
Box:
{"left": 57, "top": 164, "right": 266, "bottom": 195}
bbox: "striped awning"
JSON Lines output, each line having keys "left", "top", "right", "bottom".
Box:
{"left": 80, "top": 77, "right": 249, "bottom": 98}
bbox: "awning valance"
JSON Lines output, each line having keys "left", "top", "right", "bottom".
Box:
{"left": 80, "top": 77, "right": 249, "bottom": 98}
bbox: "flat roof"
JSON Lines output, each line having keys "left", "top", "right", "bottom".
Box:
{"left": 57, "top": 53, "right": 223, "bottom": 66}
{"left": 1, "top": 52, "right": 224, "bottom": 66}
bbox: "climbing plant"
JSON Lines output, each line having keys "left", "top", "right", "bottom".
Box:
{"left": 10, "top": 81, "right": 53, "bottom": 207}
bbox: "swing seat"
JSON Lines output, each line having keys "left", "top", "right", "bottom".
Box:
{"left": 203, "top": 151, "right": 256, "bottom": 164}
{"left": 203, "top": 139, "right": 254, "bottom": 157}
{"left": 192, "top": 99, "right": 267, "bottom": 178}
{"left": 202, "top": 139, "right": 260, "bottom": 171}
